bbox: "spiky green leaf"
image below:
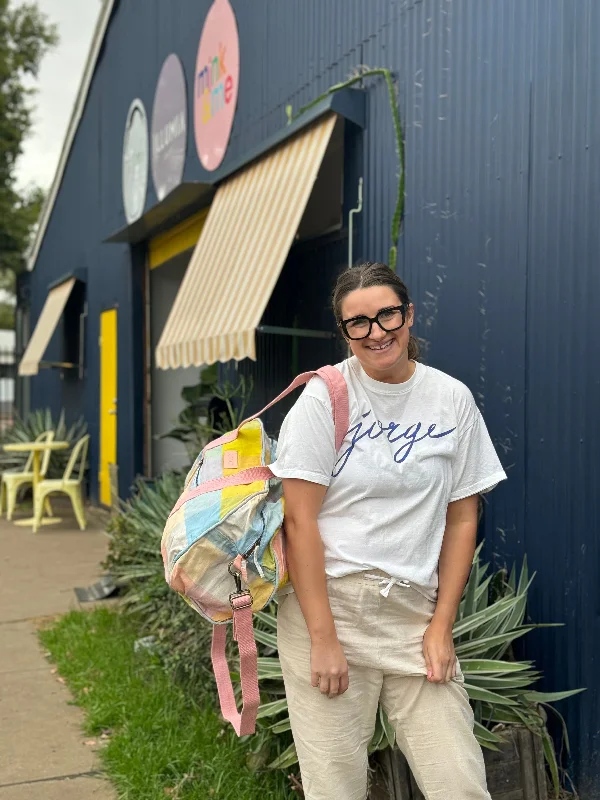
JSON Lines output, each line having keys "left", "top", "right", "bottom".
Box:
{"left": 542, "top": 728, "right": 560, "bottom": 797}
{"left": 462, "top": 563, "right": 479, "bottom": 621}
{"left": 268, "top": 743, "right": 298, "bottom": 770}
{"left": 257, "top": 657, "right": 283, "bottom": 680}
{"left": 256, "top": 698, "right": 288, "bottom": 719}
{"left": 463, "top": 683, "right": 518, "bottom": 706}
{"left": 254, "top": 628, "right": 278, "bottom": 649}
{"left": 255, "top": 611, "right": 278, "bottom": 631}
{"left": 524, "top": 689, "right": 586, "bottom": 704}
{"left": 270, "top": 717, "right": 291, "bottom": 734}
{"left": 454, "top": 626, "right": 536, "bottom": 657}
{"left": 465, "top": 673, "right": 539, "bottom": 690}
{"left": 379, "top": 706, "right": 396, "bottom": 749}
{"left": 459, "top": 659, "right": 533, "bottom": 674}
{"left": 453, "top": 594, "right": 525, "bottom": 638}
{"left": 473, "top": 721, "right": 506, "bottom": 745}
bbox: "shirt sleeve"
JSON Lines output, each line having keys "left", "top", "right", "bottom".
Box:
{"left": 269, "top": 388, "right": 337, "bottom": 487}
{"left": 449, "top": 404, "right": 507, "bottom": 503}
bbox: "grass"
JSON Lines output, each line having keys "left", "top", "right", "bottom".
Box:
{"left": 39, "top": 608, "right": 294, "bottom": 800}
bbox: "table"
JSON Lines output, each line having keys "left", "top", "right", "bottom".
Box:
{"left": 3, "top": 441, "right": 69, "bottom": 529}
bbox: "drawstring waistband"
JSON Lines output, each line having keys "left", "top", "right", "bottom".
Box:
{"left": 364, "top": 573, "right": 411, "bottom": 598}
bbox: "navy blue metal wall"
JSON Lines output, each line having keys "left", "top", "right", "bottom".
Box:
{"left": 30, "top": 0, "right": 599, "bottom": 792}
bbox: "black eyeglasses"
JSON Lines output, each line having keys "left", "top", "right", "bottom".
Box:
{"left": 339, "top": 305, "right": 408, "bottom": 340}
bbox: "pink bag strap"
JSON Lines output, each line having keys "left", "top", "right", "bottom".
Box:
{"left": 206, "top": 365, "right": 349, "bottom": 737}
{"left": 316, "top": 365, "right": 350, "bottom": 452}
{"left": 204, "top": 365, "right": 349, "bottom": 454}
{"left": 170, "top": 466, "right": 274, "bottom": 517}
{"left": 211, "top": 593, "right": 259, "bottom": 736}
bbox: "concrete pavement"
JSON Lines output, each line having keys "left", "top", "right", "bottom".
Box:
{"left": 0, "top": 507, "right": 116, "bottom": 799}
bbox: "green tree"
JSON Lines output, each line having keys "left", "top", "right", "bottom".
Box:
{"left": 0, "top": 0, "right": 57, "bottom": 327}
{"left": 0, "top": 300, "right": 15, "bottom": 328}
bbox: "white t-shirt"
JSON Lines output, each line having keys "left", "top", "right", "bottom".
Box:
{"left": 270, "top": 357, "right": 507, "bottom": 597}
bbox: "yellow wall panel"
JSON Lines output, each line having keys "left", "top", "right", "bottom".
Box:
{"left": 99, "top": 308, "right": 118, "bottom": 505}
{"left": 148, "top": 207, "right": 209, "bottom": 270}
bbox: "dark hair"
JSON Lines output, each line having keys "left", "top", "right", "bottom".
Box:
{"left": 332, "top": 261, "right": 420, "bottom": 361}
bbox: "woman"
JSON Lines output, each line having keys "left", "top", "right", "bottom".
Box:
{"left": 270, "top": 262, "right": 507, "bottom": 800}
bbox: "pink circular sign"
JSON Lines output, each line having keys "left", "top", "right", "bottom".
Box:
{"left": 194, "top": 0, "right": 239, "bottom": 172}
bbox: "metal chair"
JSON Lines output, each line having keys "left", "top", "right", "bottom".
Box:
{"left": 32, "top": 435, "right": 90, "bottom": 533}
{"left": 1, "top": 431, "right": 55, "bottom": 520}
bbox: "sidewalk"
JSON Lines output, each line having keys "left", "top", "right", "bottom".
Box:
{"left": 0, "top": 508, "right": 116, "bottom": 799}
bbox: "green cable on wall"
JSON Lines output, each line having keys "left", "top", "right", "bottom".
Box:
{"left": 287, "top": 67, "right": 405, "bottom": 271}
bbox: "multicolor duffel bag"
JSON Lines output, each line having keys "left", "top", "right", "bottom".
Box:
{"left": 161, "top": 366, "right": 349, "bottom": 735}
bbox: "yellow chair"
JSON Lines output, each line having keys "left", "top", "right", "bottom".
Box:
{"left": 1, "top": 431, "right": 55, "bottom": 520}
{"left": 33, "top": 435, "right": 90, "bottom": 533}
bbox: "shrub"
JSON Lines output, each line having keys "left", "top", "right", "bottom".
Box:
{"left": 104, "top": 471, "right": 215, "bottom": 687}
{"left": 105, "top": 371, "right": 256, "bottom": 687}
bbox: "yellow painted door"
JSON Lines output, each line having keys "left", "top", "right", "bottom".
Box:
{"left": 99, "top": 309, "right": 118, "bottom": 505}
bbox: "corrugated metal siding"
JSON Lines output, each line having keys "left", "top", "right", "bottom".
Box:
{"left": 525, "top": 2, "right": 600, "bottom": 793}
{"left": 359, "top": 1, "right": 598, "bottom": 792}
{"left": 30, "top": 0, "right": 600, "bottom": 791}
{"left": 386, "top": 0, "right": 534, "bottom": 558}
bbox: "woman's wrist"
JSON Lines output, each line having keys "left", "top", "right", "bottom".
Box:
{"left": 309, "top": 622, "right": 339, "bottom": 644}
{"left": 431, "top": 604, "right": 457, "bottom": 628}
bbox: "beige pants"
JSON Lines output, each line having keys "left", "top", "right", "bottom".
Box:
{"left": 277, "top": 572, "right": 491, "bottom": 800}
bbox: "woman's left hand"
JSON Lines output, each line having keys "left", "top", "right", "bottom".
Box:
{"left": 423, "top": 617, "right": 457, "bottom": 683}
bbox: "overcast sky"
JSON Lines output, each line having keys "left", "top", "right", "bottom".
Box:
{"left": 15, "top": 0, "right": 101, "bottom": 192}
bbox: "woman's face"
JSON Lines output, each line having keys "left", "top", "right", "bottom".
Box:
{"left": 340, "top": 285, "right": 414, "bottom": 381}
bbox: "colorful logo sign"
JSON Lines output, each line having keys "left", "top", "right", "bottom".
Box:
{"left": 194, "top": 0, "right": 239, "bottom": 172}
{"left": 151, "top": 54, "right": 187, "bottom": 202}
{"left": 122, "top": 98, "right": 149, "bottom": 224}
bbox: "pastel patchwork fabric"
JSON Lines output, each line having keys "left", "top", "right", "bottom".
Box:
{"left": 161, "top": 419, "right": 288, "bottom": 623}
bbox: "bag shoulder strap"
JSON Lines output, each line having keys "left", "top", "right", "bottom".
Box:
{"left": 204, "top": 365, "right": 349, "bottom": 455}
{"left": 208, "top": 365, "right": 349, "bottom": 737}
{"left": 211, "top": 595, "right": 259, "bottom": 736}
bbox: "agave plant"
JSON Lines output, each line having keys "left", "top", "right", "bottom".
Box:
{"left": 254, "top": 546, "right": 584, "bottom": 794}
{"left": 104, "top": 471, "right": 215, "bottom": 685}
{"left": 0, "top": 408, "right": 88, "bottom": 478}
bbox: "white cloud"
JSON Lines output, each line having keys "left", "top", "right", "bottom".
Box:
{"left": 15, "top": 0, "right": 101, "bottom": 192}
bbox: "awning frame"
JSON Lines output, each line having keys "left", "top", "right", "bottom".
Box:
{"left": 155, "top": 113, "right": 341, "bottom": 369}
{"left": 48, "top": 271, "right": 87, "bottom": 378}
{"left": 257, "top": 325, "right": 336, "bottom": 341}
{"left": 104, "top": 87, "right": 366, "bottom": 247}
{"left": 19, "top": 272, "right": 87, "bottom": 378}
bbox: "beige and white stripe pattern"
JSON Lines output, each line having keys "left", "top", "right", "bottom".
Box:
{"left": 155, "top": 113, "right": 337, "bottom": 369}
{"left": 19, "top": 277, "right": 76, "bottom": 376}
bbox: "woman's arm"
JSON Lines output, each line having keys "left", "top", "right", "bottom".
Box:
{"left": 282, "top": 478, "right": 349, "bottom": 697}
{"left": 423, "top": 494, "right": 479, "bottom": 683}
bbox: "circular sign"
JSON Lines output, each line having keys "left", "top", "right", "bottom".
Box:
{"left": 151, "top": 54, "right": 187, "bottom": 201}
{"left": 122, "top": 99, "right": 149, "bottom": 224}
{"left": 194, "top": 0, "right": 239, "bottom": 172}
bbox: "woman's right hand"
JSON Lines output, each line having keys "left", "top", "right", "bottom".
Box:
{"left": 281, "top": 478, "right": 348, "bottom": 697}
{"left": 310, "top": 636, "right": 349, "bottom": 697}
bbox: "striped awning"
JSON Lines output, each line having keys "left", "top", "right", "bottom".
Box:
{"left": 155, "top": 114, "right": 337, "bottom": 369}
{"left": 18, "top": 277, "right": 76, "bottom": 376}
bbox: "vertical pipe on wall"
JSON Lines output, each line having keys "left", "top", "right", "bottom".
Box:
{"left": 348, "top": 177, "right": 363, "bottom": 267}
{"left": 143, "top": 256, "right": 152, "bottom": 477}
